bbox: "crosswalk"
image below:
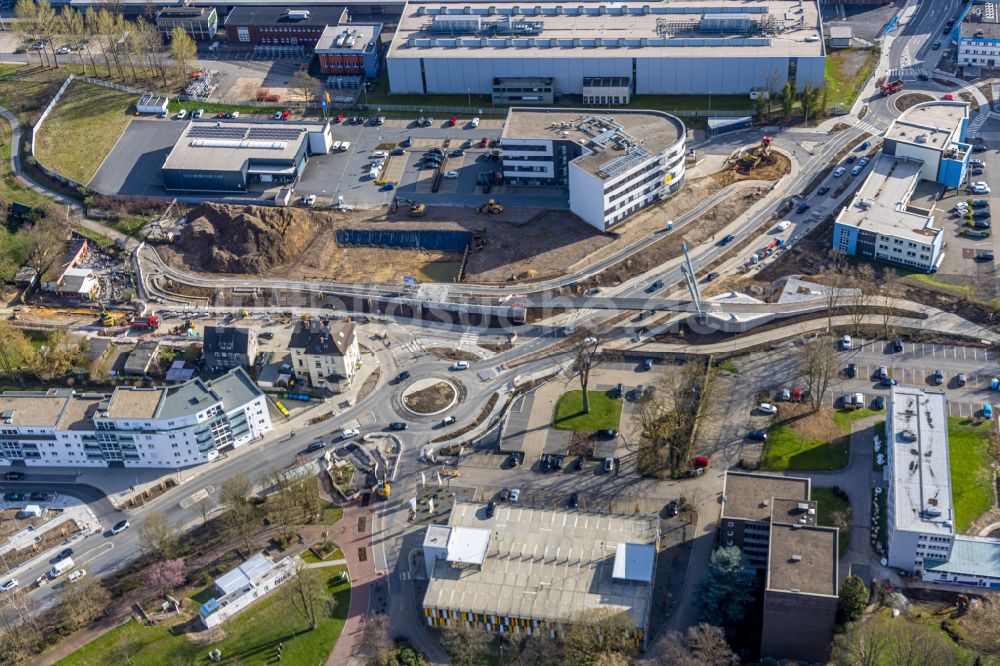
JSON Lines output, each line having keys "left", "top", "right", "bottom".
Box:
{"left": 888, "top": 66, "right": 928, "bottom": 80}
{"left": 458, "top": 329, "right": 478, "bottom": 349}
{"left": 854, "top": 119, "right": 883, "bottom": 136}
{"left": 899, "top": 45, "right": 912, "bottom": 68}
{"left": 968, "top": 110, "right": 991, "bottom": 137}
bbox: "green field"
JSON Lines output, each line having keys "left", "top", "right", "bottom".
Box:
{"left": 300, "top": 546, "right": 345, "bottom": 564}
{"left": 760, "top": 423, "right": 850, "bottom": 471}
{"left": 56, "top": 566, "right": 350, "bottom": 666}
{"left": 812, "top": 486, "right": 852, "bottom": 556}
{"left": 825, "top": 48, "right": 879, "bottom": 109}
{"left": 33, "top": 80, "right": 135, "bottom": 185}
{"left": 552, "top": 390, "right": 622, "bottom": 431}
{"left": 948, "top": 417, "right": 995, "bottom": 533}
{"left": 832, "top": 408, "right": 883, "bottom": 434}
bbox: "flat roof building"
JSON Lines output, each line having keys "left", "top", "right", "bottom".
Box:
{"left": 224, "top": 7, "right": 349, "bottom": 54}
{"left": 500, "top": 108, "right": 686, "bottom": 231}
{"left": 955, "top": 2, "right": 1000, "bottom": 71}
{"left": 0, "top": 368, "right": 270, "bottom": 468}
{"left": 718, "top": 472, "right": 838, "bottom": 663}
{"left": 199, "top": 552, "right": 296, "bottom": 628}
{"left": 161, "top": 120, "right": 333, "bottom": 192}
{"left": 316, "top": 23, "right": 383, "bottom": 78}
{"left": 155, "top": 7, "right": 219, "bottom": 41}
{"left": 387, "top": 1, "right": 825, "bottom": 97}
{"left": 886, "top": 385, "right": 956, "bottom": 571}
{"left": 422, "top": 500, "right": 659, "bottom": 646}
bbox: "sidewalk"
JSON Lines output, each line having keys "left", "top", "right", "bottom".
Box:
{"left": 325, "top": 501, "right": 378, "bottom": 666}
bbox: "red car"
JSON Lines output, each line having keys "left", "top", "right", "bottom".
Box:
{"left": 449, "top": 116, "right": 457, "bottom": 126}
{"left": 281, "top": 110, "right": 291, "bottom": 120}
{"left": 691, "top": 457, "right": 709, "bottom": 468}
{"left": 480, "top": 136, "right": 489, "bottom": 148}
{"left": 943, "top": 93, "right": 955, "bottom": 101}
{"left": 336, "top": 114, "right": 344, "bottom": 123}
{"left": 214, "top": 112, "right": 227, "bottom": 118}
{"left": 791, "top": 388, "right": 803, "bottom": 403}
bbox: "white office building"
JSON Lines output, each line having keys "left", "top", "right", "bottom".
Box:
{"left": 885, "top": 385, "right": 956, "bottom": 571}
{"left": 501, "top": 108, "right": 686, "bottom": 230}
{"left": 0, "top": 368, "right": 271, "bottom": 469}
{"left": 955, "top": 3, "right": 1000, "bottom": 70}
{"left": 387, "top": 1, "right": 826, "bottom": 97}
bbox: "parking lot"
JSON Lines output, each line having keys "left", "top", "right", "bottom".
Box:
{"left": 89, "top": 119, "right": 185, "bottom": 196}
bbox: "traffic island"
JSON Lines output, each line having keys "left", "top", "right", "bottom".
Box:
{"left": 401, "top": 378, "right": 459, "bottom": 416}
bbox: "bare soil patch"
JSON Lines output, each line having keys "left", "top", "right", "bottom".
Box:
{"left": 403, "top": 381, "right": 456, "bottom": 414}
{"left": 5, "top": 520, "right": 81, "bottom": 570}
{"left": 357, "top": 367, "right": 380, "bottom": 402}
{"left": 711, "top": 151, "right": 791, "bottom": 188}
{"left": 0, "top": 507, "right": 57, "bottom": 539}
{"left": 782, "top": 404, "right": 844, "bottom": 443}
{"left": 426, "top": 347, "right": 480, "bottom": 362}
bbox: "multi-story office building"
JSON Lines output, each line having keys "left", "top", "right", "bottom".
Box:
{"left": 954, "top": 2, "right": 1000, "bottom": 70}
{"left": 223, "top": 7, "right": 349, "bottom": 55}
{"left": 387, "top": 1, "right": 826, "bottom": 96}
{"left": 0, "top": 368, "right": 270, "bottom": 469}
{"left": 832, "top": 101, "right": 970, "bottom": 273}
{"left": 885, "top": 385, "right": 956, "bottom": 571}
{"left": 288, "top": 320, "right": 360, "bottom": 391}
{"left": 718, "top": 472, "right": 838, "bottom": 663}
{"left": 315, "top": 23, "right": 383, "bottom": 78}
{"left": 203, "top": 327, "right": 258, "bottom": 374}
{"left": 422, "top": 500, "right": 659, "bottom": 646}
{"left": 155, "top": 7, "right": 219, "bottom": 42}
{"left": 500, "top": 108, "right": 685, "bottom": 231}
{"left": 491, "top": 77, "right": 554, "bottom": 105}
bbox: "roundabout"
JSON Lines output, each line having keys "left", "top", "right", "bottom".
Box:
{"left": 401, "top": 378, "right": 459, "bottom": 416}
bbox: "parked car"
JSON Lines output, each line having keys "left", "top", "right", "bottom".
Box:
{"left": 341, "top": 428, "right": 360, "bottom": 440}
{"left": 665, "top": 500, "right": 678, "bottom": 517}
{"left": 846, "top": 155, "right": 857, "bottom": 164}
{"left": 796, "top": 202, "right": 811, "bottom": 214}
{"left": 873, "top": 396, "right": 886, "bottom": 410}
{"left": 499, "top": 488, "right": 511, "bottom": 502}
{"left": 450, "top": 361, "right": 470, "bottom": 370}
{"left": 2, "top": 492, "right": 23, "bottom": 502}
{"left": 509, "top": 488, "right": 521, "bottom": 503}
{"left": 643, "top": 358, "right": 654, "bottom": 371}
{"left": 841, "top": 393, "right": 854, "bottom": 408}
{"left": 780, "top": 388, "right": 791, "bottom": 401}
{"left": 507, "top": 451, "right": 524, "bottom": 467}
{"left": 193, "top": 109, "right": 203, "bottom": 119}
{"left": 976, "top": 250, "right": 995, "bottom": 261}
{"left": 443, "top": 171, "right": 459, "bottom": 179}
{"left": 854, "top": 392, "right": 865, "bottom": 407}
{"left": 389, "top": 422, "right": 408, "bottom": 431}
{"left": 933, "top": 369, "right": 944, "bottom": 385}
{"left": 973, "top": 199, "right": 990, "bottom": 208}
{"left": 747, "top": 430, "right": 768, "bottom": 441}
{"left": 603, "top": 457, "right": 616, "bottom": 473}
{"left": 985, "top": 404, "right": 994, "bottom": 419}
{"left": 540, "top": 454, "right": 552, "bottom": 473}
{"left": 68, "top": 569, "right": 86, "bottom": 583}
{"left": 972, "top": 144, "right": 987, "bottom": 153}
{"left": 758, "top": 403, "right": 778, "bottom": 415}
{"left": 598, "top": 429, "right": 619, "bottom": 439}
{"left": 790, "top": 388, "right": 803, "bottom": 402}
{"left": 110, "top": 520, "right": 130, "bottom": 535}
{"left": 4, "top": 472, "right": 24, "bottom": 481}
{"left": 0, "top": 579, "right": 18, "bottom": 593}
{"left": 957, "top": 372, "right": 968, "bottom": 386}
{"left": 28, "top": 492, "right": 48, "bottom": 502}
{"left": 691, "top": 456, "right": 709, "bottom": 468}
{"left": 877, "top": 366, "right": 889, "bottom": 379}
{"left": 893, "top": 338, "right": 904, "bottom": 353}
{"left": 846, "top": 363, "right": 857, "bottom": 378}
{"left": 307, "top": 441, "right": 326, "bottom": 453}
{"left": 485, "top": 500, "right": 496, "bottom": 518}
{"left": 840, "top": 334, "right": 852, "bottom": 350}
{"left": 552, "top": 455, "right": 563, "bottom": 471}
{"left": 612, "top": 383, "right": 623, "bottom": 399}
{"left": 258, "top": 332, "right": 274, "bottom": 340}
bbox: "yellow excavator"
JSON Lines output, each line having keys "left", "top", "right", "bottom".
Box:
{"left": 479, "top": 199, "right": 503, "bottom": 215}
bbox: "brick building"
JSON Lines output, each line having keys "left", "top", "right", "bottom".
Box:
{"left": 223, "top": 7, "right": 348, "bottom": 54}
{"left": 315, "top": 23, "right": 382, "bottom": 78}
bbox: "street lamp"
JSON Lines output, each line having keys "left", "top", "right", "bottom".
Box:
{"left": 466, "top": 88, "right": 472, "bottom": 108}
{"left": 708, "top": 90, "right": 712, "bottom": 113}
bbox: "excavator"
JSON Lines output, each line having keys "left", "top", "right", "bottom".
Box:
{"left": 736, "top": 136, "right": 773, "bottom": 173}
{"left": 479, "top": 199, "right": 503, "bottom": 215}
{"left": 391, "top": 196, "right": 426, "bottom": 217}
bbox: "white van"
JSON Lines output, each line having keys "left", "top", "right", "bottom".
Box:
{"left": 470, "top": 117, "right": 480, "bottom": 128}
{"left": 48, "top": 557, "right": 74, "bottom": 580}
{"left": 776, "top": 220, "right": 791, "bottom": 232}
{"left": 372, "top": 150, "right": 389, "bottom": 159}
{"left": 331, "top": 140, "right": 342, "bottom": 151}
{"left": 339, "top": 141, "right": 350, "bottom": 152}
{"left": 176, "top": 109, "right": 187, "bottom": 120}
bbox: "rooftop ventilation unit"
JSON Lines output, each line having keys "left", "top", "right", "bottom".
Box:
{"left": 797, "top": 502, "right": 809, "bottom": 510}
{"left": 285, "top": 9, "right": 311, "bottom": 20}
{"left": 901, "top": 429, "right": 918, "bottom": 441}
{"left": 790, "top": 554, "right": 802, "bottom": 562}
{"left": 924, "top": 507, "right": 943, "bottom": 518}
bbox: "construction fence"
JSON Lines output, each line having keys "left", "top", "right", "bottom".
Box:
{"left": 336, "top": 229, "right": 471, "bottom": 253}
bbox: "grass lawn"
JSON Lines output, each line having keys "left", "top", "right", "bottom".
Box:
{"left": 110, "top": 216, "right": 147, "bottom": 239}
{"left": 902, "top": 271, "right": 977, "bottom": 299}
{"left": 57, "top": 565, "right": 350, "bottom": 666}
{"left": 0, "top": 65, "right": 69, "bottom": 122}
{"left": 825, "top": 48, "right": 879, "bottom": 108}
{"left": 300, "top": 546, "right": 345, "bottom": 564}
{"left": 552, "top": 390, "right": 622, "bottom": 431}
{"left": 812, "top": 486, "right": 852, "bottom": 556}
{"left": 948, "top": 417, "right": 995, "bottom": 533}
{"left": 322, "top": 502, "right": 344, "bottom": 525}
{"left": 760, "top": 423, "right": 849, "bottom": 471}
{"left": 0, "top": 117, "right": 48, "bottom": 208}
{"left": 33, "top": 79, "right": 135, "bottom": 185}
{"left": 832, "top": 408, "right": 883, "bottom": 434}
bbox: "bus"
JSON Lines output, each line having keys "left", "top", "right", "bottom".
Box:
{"left": 275, "top": 401, "right": 290, "bottom": 417}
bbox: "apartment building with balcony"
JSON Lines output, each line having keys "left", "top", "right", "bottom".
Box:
{"left": 0, "top": 368, "right": 270, "bottom": 469}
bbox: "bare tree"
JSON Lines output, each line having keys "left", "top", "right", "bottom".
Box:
{"left": 562, "top": 607, "right": 637, "bottom": 665}
{"left": 285, "top": 560, "right": 324, "bottom": 630}
{"left": 824, "top": 251, "right": 848, "bottom": 332}
{"left": 193, "top": 495, "right": 215, "bottom": 527}
{"left": 221, "top": 474, "right": 257, "bottom": 554}
{"left": 848, "top": 264, "right": 876, "bottom": 335}
{"left": 879, "top": 269, "right": 901, "bottom": 338}
{"left": 137, "top": 509, "right": 179, "bottom": 558}
{"left": 798, "top": 336, "right": 839, "bottom": 412}
{"left": 34, "top": 0, "right": 60, "bottom": 68}
{"left": 571, "top": 337, "right": 602, "bottom": 414}
{"left": 13, "top": 0, "right": 46, "bottom": 67}
{"left": 291, "top": 70, "right": 319, "bottom": 103}
{"left": 169, "top": 26, "right": 196, "bottom": 83}
{"left": 61, "top": 8, "right": 87, "bottom": 73}
{"left": 359, "top": 612, "right": 394, "bottom": 666}
{"left": 439, "top": 623, "right": 492, "bottom": 666}
{"left": 645, "top": 623, "right": 738, "bottom": 666}
{"left": 56, "top": 576, "right": 111, "bottom": 631}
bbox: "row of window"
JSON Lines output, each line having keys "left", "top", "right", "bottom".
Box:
{"left": 582, "top": 95, "right": 629, "bottom": 105}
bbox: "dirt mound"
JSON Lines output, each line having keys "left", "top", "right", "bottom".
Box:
{"left": 178, "top": 203, "right": 319, "bottom": 274}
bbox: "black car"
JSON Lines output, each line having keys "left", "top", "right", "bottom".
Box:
{"left": 818, "top": 185, "right": 831, "bottom": 195}
{"left": 971, "top": 168, "right": 985, "bottom": 176}
{"left": 747, "top": 430, "right": 768, "bottom": 442}
{"left": 973, "top": 210, "right": 991, "bottom": 219}
{"left": 306, "top": 441, "right": 326, "bottom": 453}
{"left": 893, "top": 338, "right": 904, "bottom": 353}
{"left": 613, "top": 383, "right": 623, "bottom": 399}
{"left": 258, "top": 332, "right": 274, "bottom": 340}
{"left": 645, "top": 279, "right": 664, "bottom": 293}
{"left": 394, "top": 371, "right": 411, "bottom": 384}
{"left": 568, "top": 493, "right": 579, "bottom": 509}
{"left": 28, "top": 492, "right": 48, "bottom": 502}
{"left": 552, "top": 455, "right": 563, "bottom": 471}
{"left": 972, "top": 144, "right": 988, "bottom": 153}
{"left": 2, "top": 492, "right": 23, "bottom": 502}
{"left": 55, "top": 548, "right": 73, "bottom": 562}
{"left": 918, "top": 73, "right": 930, "bottom": 81}
{"left": 973, "top": 199, "right": 990, "bottom": 208}
{"left": 718, "top": 234, "right": 736, "bottom": 246}
{"left": 485, "top": 500, "right": 496, "bottom": 518}
{"left": 4, "top": 472, "right": 24, "bottom": 481}
{"left": 976, "top": 250, "right": 995, "bottom": 261}
{"left": 665, "top": 500, "right": 678, "bottom": 517}
{"left": 499, "top": 488, "right": 511, "bottom": 502}
{"left": 846, "top": 363, "right": 857, "bottom": 379}
{"left": 598, "top": 429, "right": 619, "bottom": 439}
{"left": 449, "top": 149, "right": 464, "bottom": 157}
{"left": 540, "top": 454, "right": 552, "bottom": 473}
{"left": 706, "top": 272, "right": 720, "bottom": 282}
{"left": 846, "top": 155, "right": 857, "bottom": 164}
{"left": 796, "top": 202, "right": 810, "bottom": 214}
{"left": 388, "top": 422, "right": 408, "bottom": 431}
{"left": 873, "top": 396, "right": 886, "bottom": 410}
{"left": 507, "top": 451, "right": 524, "bottom": 467}
{"left": 974, "top": 220, "right": 992, "bottom": 229}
